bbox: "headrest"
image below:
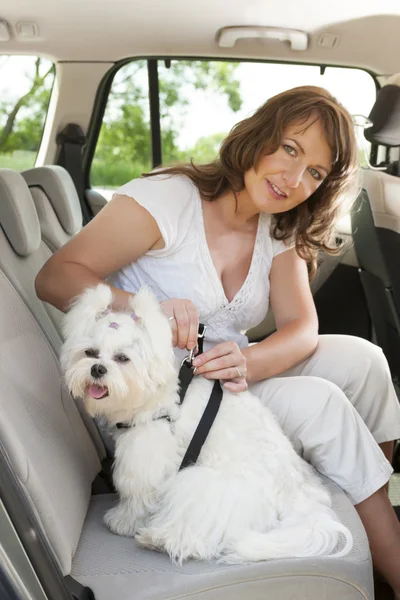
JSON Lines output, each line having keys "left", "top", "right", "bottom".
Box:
{"left": 0, "top": 169, "right": 41, "bottom": 256}
{"left": 364, "top": 84, "right": 400, "bottom": 147}
{"left": 22, "top": 165, "right": 82, "bottom": 235}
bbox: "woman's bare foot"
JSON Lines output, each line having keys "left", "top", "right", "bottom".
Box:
{"left": 356, "top": 488, "right": 400, "bottom": 596}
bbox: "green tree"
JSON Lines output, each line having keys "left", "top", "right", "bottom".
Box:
{"left": 185, "top": 131, "right": 226, "bottom": 164}
{"left": 0, "top": 58, "right": 54, "bottom": 154}
{"left": 92, "top": 60, "right": 242, "bottom": 186}
{"left": 0, "top": 58, "right": 242, "bottom": 184}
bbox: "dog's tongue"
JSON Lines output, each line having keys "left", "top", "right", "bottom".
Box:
{"left": 88, "top": 385, "right": 108, "bottom": 399}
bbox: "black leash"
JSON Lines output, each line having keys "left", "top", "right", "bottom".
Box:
{"left": 178, "top": 324, "right": 223, "bottom": 471}
{"left": 179, "top": 379, "right": 222, "bottom": 470}
{"left": 178, "top": 323, "right": 206, "bottom": 404}
{"left": 116, "top": 414, "right": 171, "bottom": 429}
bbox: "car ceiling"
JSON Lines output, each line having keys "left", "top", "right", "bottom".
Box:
{"left": 1, "top": 0, "right": 400, "bottom": 75}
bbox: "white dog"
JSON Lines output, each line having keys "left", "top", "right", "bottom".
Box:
{"left": 61, "top": 284, "right": 352, "bottom": 564}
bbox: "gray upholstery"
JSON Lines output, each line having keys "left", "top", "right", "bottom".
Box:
{"left": 86, "top": 187, "right": 108, "bottom": 216}
{"left": 362, "top": 168, "right": 400, "bottom": 234}
{"left": 0, "top": 168, "right": 63, "bottom": 350}
{"left": 0, "top": 168, "right": 106, "bottom": 459}
{"left": 352, "top": 172, "right": 400, "bottom": 379}
{"left": 0, "top": 167, "right": 42, "bottom": 256}
{"left": 23, "top": 165, "right": 83, "bottom": 252}
{"left": 0, "top": 270, "right": 101, "bottom": 574}
{"left": 351, "top": 84, "right": 400, "bottom": 380}
{"left": 72, "top": 487, "right": 373, "bottom": 600}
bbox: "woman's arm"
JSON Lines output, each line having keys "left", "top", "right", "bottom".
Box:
{"left": 35, "top": 193, "right": 164, "bottom": 311}
{"left": 242, "top": 247, "right": 319, "bottom": 383}
{"left": 36, "top": 193, "right": 200, "bottom": 349}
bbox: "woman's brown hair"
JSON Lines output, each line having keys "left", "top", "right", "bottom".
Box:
{"left": 143, "top": 86, "right": 359, "bottom": 278}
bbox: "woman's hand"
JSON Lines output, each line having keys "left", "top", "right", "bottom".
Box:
{"left": 191, "top": 342, "right": 248, "bottom": 393}
{"left": 160, "top": 298, "right": 199, "bottom": 350}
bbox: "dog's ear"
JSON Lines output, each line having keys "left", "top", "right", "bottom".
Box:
{"left": 128, "top": 286, "right": 162, "bottom": 320}
{"left": 62, "top": 283, "right": 113, "bottom": 341}
{"left": 128, "top": 286, "right": 174, "bottom": 360}
{"left": 129, "top": 287, "right": 176, "bottom": 385}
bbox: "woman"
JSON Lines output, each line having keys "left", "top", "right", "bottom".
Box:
{"left": 36, "top": 86, "right": 400, "bottom": 594}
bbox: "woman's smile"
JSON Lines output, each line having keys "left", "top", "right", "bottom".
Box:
{"left": 266, "top": 179, "right": 288, "bottom": 200}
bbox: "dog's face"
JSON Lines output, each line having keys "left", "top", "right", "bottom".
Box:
{"left": 61, "top": 284, "right": 176, "bottom": 424}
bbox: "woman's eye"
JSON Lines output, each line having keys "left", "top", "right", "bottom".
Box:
{"left": 283, "top": 144, "right": 296, "bottom": 156}
{"left": 309, "top": 168, "right": 322, "bottom": 181}
{"left": 85, "top": 348, "right": 99, "bottom": 358}
{"left": 114, "top": 354, "right": 130, "bottom": 363}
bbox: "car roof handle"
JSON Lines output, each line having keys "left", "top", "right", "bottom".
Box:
{"left": 217, "top": 26, "right": 308, "bottom": 52}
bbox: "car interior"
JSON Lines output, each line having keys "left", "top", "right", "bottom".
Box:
{"left": 1, "top": 1, "right": 400, "bottom": 599}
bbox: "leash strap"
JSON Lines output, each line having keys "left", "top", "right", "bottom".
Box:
{"left": 117, "top": 323, "right": 224, "bottom": 472}
{"left": 116, "top": 414, "right": 171, "bottom": 429}
{"left": 178, "top": 323, "right": 223, "bottom": 471}
{"left": 178, "top": 323, "right": 206, "bottom": 404}
{"left": 179, "top": 379, "right": 223, "bottom": 470}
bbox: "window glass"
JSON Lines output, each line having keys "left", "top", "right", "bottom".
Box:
{"left": 0, "top": 56, "right": 55, "bottom": 170}
{"left": 91, "top": 60, "right": 152, "bottom": 199}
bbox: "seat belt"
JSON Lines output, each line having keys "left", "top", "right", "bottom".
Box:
{"left": 56, "top": 123, "right": 92, "bottom": 224}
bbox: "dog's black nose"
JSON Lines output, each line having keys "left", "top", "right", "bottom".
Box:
{"left": 91, "top": 364, "right": 107, "bottom": 378}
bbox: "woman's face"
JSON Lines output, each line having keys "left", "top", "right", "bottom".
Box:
{"left": 243, "top": 117, "right": 333, "bottom": 215}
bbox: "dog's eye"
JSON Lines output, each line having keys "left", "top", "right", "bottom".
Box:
{"left": 114, "top": 354, "right": 130, "bottom": 363}
{"left": 85, "top": 349, "right": 99, "bottom": 358}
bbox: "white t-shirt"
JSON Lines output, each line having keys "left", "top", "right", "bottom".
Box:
{"left": 110, "top": 174, "right": 290, "bottom": 361}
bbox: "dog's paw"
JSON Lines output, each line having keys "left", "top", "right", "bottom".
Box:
{"left": 135, "top": 527, "right": 164, "bottom": 552}
{"left": 104, "top": 504, "right": 138, "bottom": 537}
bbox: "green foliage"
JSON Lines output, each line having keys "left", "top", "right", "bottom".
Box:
{"left": 91, "top": 60, "right": 242, "bottom": 187}
{"left": 182, "top": 131, "right": 226, "bottom": 164}
{"left": 0, "top": 150, "right": 36, "bottom": 170}
{"left": 91, "top": 159, "right": 149, "bottom": 188}
{"left": 0, "top": 58, "right": 242, "bottom": 183}
{"left": 0, "top": 58, "right": 54, "bottom": 156}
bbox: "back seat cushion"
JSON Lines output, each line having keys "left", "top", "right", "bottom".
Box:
{"left": 362, "top": 168, "right": 400, "bottom": 233}
{"left": 0, "top": 168, "right": 63, "bottom": 350}
{"left": 0, "top": 270, "right": 101, "bottom": 574}
{"left": 0, "top": 168, "right": 41, "bottom": 256}
{"left": 71, "top": 487, "right": 373, "bottom": 600}
{"left": 23, "top": 165, "right": 83, "bottom": 252}
{"left": 0, "top": 168, "right": 106, "bottom": 460}
{"left": 0, "top": 231, "right": 62, "bottom": 352}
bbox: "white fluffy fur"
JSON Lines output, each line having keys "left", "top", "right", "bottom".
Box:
{"left": 61, "top": 284, "right": 353, "bottom": 564}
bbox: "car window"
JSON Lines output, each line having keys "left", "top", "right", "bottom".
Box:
{"left": 91, "top": 60, "right": 152, "bottom": 199}
{"left": 91, "top": 60, "right": 376, "bottom": 200}
{"left": 0, "top": 55, "right": 55, "bottom": 171}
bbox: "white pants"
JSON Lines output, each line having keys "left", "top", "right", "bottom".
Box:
{"left": 250, "top": 335, "right": 400, "bottom": 505}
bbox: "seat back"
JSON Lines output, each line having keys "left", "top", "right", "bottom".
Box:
{"left": 22, "top": 165, "right": 83, "bottom": 252}
{"left": 0, "top": 168, "right": 64, "bottom": 350}
{"left": 0, "top": 268, "right": 101, "bottom": 575}
{"left": 351, "top": 83, "right": 400, "bottom": 378}
{"left": 0, "top": 168, "right": 106, "bottom": 457}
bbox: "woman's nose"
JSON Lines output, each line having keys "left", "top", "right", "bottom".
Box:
{"left": 283, "top": 165, "right": 304, "bottom": 188}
